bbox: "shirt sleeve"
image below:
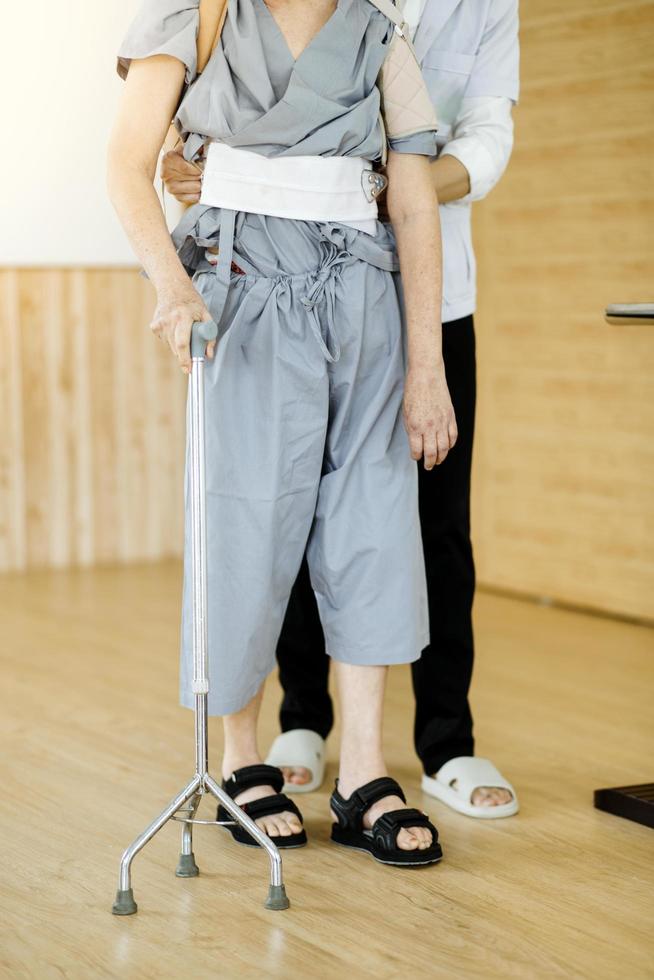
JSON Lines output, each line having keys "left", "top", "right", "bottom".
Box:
{"left": 439, "top": 96, "right": 514, "bottom": 202}
{"left": 388, "top": 130, "right": 438, "bottom": 157}
{"left": 464, "top": 0, "right": 520, "bottom": 103}
{"left": 116, "top": 0, "right": 200, "bottom": 85}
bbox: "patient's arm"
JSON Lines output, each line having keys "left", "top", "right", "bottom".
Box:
{"left": 106, "top": 55, "right": 214, "bottom": 369}
{"left": 386, "top": 149, "right": 457, "bottom": 468}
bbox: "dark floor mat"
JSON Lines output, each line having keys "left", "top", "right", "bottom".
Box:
{"left": 594, "top": 783, "right": 654, "bottom": 829}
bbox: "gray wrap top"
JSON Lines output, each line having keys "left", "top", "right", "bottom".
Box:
{"left": 116, "top": 0, "right": 439, "bottom": 332}
{"left": 117, "top": 0, "right": 438, "bottom": 163}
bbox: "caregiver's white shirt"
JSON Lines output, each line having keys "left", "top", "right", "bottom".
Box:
{"left": 405, "top": 0, "right": 520, "bottom": 322}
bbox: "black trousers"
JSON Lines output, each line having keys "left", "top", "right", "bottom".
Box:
{"left": 276, "top": 314, "right": 477, "bottom": 775}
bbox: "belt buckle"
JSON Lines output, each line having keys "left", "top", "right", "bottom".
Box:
{"left": 362, "top": 169, "right": 388, "bottom": 203}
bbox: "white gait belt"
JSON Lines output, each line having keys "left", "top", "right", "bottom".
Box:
{"left": 199, "top": 142, "right": 386, "bottom": 228}
{"left": 191, "top": 142, "right": 389, "bottom": 362}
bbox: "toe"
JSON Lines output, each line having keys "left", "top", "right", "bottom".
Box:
{"left": 285, "top": 812, "right": 303, "bottom": 834}
{"left": 363, "top": 795, "right": 434, "bottom": 852}
{"left": 396, "top": 828, "right": 420, "bottom": 851}
{"left": 280, "top": 766, "right": 312, "bottom": 785}
{"left": 289, "top": 767, "right": 312, "bottom": 785}
{"left": 256, "top": 817, "right": 270, "bottom": 835}
{"left": 258, "top": 812, "right": 302, "bottom": 837}
{"left": 262, "top": 817, "right": 280, "bottom": 837}
{"left": 273, "top": 816, "right": 290, "bottom": 836}
{"left": 472, "top": 786, "right": 513, "bottom": 807}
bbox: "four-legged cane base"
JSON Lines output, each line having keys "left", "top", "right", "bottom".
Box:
{"left": 111, "top": 770, "right": 290, "bottom": 915}
{"left": 111, "top": 329, "right": 288, "bottom": 917}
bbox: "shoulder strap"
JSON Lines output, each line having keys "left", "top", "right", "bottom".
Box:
{"left": 197, "top": 0, "right": 229, "bottom": 74}
{"left": 366, "top": 0, "right": 406, "bottom": 31}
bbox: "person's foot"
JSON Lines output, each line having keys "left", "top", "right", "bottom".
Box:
{"left": 469, "top": 785, "right": 514, "bottom": 807}
{"left": 422, "top": 756, "right": 518, "bottom": 816}
{"left": 222, "top": 760, "right": 303, "bottom": 837}
{"left": 333, "top": 776, "right": 433, "bottom": 851}
{"left": 266, "top": 730, "right": 326, "bottom": 792}
{"left": 280, "top": 765, "right": 313, "bottom": 786}
{"left": 435, "top": 775, "right": 514, "bottom": 808}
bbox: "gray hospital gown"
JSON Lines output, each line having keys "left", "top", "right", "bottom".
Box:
{"left": 117, "top": 0, "right": 438, "bottom": 715}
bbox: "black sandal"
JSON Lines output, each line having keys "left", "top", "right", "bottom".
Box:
{"left": 330, "top": 777, "right": 442, "bottom": 866}
{"left": 217, "top": 764, "right": 308, "bottom": 849}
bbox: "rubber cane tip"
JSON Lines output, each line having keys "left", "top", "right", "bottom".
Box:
{"left": 111, "top": 888, "right": 138, "bottom": 915}
{"left": 175, "top": 853, "right": 200, "bottom": 877}
{"left": 264, "top": 884, "right": 290, "bottom": 911}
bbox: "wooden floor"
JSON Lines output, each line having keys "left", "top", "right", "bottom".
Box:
{"left": 0, "top": 563, "right": 652, "bottom": 979}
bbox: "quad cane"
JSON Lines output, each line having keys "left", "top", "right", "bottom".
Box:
{"left": 112, "top": 320, "right": 290, "bottom": 916}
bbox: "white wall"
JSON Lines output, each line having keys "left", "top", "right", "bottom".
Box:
{"left": 0, "top": 0, "right": 182, "bottom": 265}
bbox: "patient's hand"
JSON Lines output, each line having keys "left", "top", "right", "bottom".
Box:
{"left": 161, "top": 146, "right": 203, "bottom": 204}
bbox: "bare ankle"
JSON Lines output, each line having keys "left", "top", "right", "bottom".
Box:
{"left": 337, "top": 766, "right": 388, "bottom": 799}
{"left": 221, "top": 753, "right": 262, "bottom": 781}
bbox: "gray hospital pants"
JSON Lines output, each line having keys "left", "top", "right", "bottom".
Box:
{"left": 175, "top": 208, "right": 429, "bottom": 715}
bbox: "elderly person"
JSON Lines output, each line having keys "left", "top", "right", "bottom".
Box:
{"left": 108, "top": 0, "right": 455, "bottom": 866}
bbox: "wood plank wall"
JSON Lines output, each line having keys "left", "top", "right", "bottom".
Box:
{"left": 470, "top": 0, "right": 654, "bottom": 621}
{"left": 0, "top": 270, "right": 186, "bottom": 570}
{"left": 1, "top": 0, "right": 653, "bottom": 621}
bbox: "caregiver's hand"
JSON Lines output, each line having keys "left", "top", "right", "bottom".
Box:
{"left": 403, "top": 364, "right": 457, "bottom": 469}
{"left": 151, "top": 287, "right": 215, "bottom": 373}
{"left": 161, "top": 145, "right": 203, "bottom": 204}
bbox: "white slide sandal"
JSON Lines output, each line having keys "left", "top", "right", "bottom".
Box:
{"left": 421, "top": 756, "right": 519, "bottom": 819}
{"left": 265, "top": 729, "right": 326, "bottom": 794}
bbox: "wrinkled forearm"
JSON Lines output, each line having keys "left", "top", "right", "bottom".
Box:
{"left": 386, "top": 152, "right": 443, "bottom": 374}
{"left": 393, "top": 208, "right": 443, "bottom": 373}
{"left": 107, "top": 159, "right": 191, "bottom": 296}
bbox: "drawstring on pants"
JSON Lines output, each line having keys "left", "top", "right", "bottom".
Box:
{"left": 205, "top": 212, "right": 349, "bottom": 364}
{"left": 300, "top": 244, "right": 349, "bottom": 363}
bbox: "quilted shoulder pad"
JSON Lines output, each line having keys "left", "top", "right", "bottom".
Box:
{"left": 379, "top": 31, "right": 438, "bottom": 140}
